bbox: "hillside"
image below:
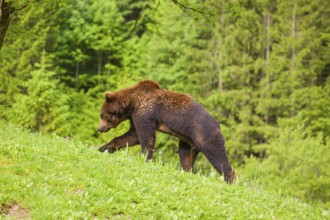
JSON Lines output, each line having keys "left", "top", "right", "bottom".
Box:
{"left": 0, "top": 125, "right": 328, "bottom": 219}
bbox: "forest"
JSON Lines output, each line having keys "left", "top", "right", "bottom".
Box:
{"left": 0, "top": 0, "right": 329, "bottom": 207}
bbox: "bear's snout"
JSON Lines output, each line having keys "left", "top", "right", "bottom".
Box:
{"left": 98, "top": 119, "right": 111, "bottom": 133}
{"left": 97, "top": 126, "right": 110, "bottom": 133}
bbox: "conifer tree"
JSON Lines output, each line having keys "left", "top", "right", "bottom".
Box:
{"left": 11, "top": 51, "right": 71, "bottom": 134}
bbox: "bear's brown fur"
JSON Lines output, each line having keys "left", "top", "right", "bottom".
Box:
{"left": 98, "top": 80, "right": 236, "bottom": 184}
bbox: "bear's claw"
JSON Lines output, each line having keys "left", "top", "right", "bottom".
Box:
{"left": 99, "top": 146, "right": 115, "bottom": 153}
{"left": 98, "top": 146, "right": 107, "bottom": 152}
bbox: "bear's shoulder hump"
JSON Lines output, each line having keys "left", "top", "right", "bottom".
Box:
{"left": 137, "top": 80, "right": 160, "bottom": 89}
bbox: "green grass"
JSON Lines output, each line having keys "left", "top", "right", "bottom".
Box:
{"left": 0, "top": 125, "right": 328, "bottom": 219}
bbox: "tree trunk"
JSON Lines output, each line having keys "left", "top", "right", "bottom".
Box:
{"left": 218, "top": 0, "right": 225, "bottom": 94}
{"left": 265, "top": 12, "right": 270, "bottom": 68}
{"left": 291, "top": 4, "right": 296, "bottom": 72}
{"left": 290, "top": 2, "right": 297, "bottom": 117}
{"left": 0, "top": 0, "right": 11, "bottom": 50}
{"left": 289, "top": 1, "right": 297, "bottom": 117}
{"left": 0, "top": 0, "right": 2, "bottom": 21}
{"left": 97, "top": 51, "right": 103, "bottom": 76}
{"left": 75, "top": 62, "right": 79, "bottom": 88}
{"left": 265, "top": 11, "right": 271, "bottom": 123}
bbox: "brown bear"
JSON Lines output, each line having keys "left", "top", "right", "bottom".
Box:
{"left": 97, "top": 80, "right": 236, "bottom": 184}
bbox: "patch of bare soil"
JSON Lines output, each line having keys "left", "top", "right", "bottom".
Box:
{"left": 68, "top": 188, "right": 86, "bottom": 197}
{"left": 1, "top": 203, "right": 30, "bottom": 219}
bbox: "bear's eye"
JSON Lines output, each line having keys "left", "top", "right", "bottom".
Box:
{"left": 109, "top": 112, "right": 117, "bottom": 116}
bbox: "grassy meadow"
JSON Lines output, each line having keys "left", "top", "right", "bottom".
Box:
{"left": 0, "top": 124, "right": 328, "bottom": 219}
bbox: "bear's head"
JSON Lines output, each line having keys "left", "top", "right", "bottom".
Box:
{"left": 98, "top": 92, "right": 129, "bottom": 133}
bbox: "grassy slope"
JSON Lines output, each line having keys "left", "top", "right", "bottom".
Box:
{"left": 0, "top": 125, "right": 328, "bottom": 219}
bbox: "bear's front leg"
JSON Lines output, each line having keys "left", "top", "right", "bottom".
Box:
{"left": 99, "top": 129, "right": 139, "bottom": 153}
{"left": 133, "top": 115, "right": 156, "bottom": 160}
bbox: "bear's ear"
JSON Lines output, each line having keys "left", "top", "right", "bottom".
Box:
{"left": 105, "top": 92, "right": 115, "bottom": 103}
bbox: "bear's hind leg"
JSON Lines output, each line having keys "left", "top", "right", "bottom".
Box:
{"left": 197, "top": 134, "right": 235, "bottom": 184}
{"left": 202, "top": 147, "right": 235, "bottom": 183}
{"left": 179, "top": 140, "right": 199, "bottom": 172}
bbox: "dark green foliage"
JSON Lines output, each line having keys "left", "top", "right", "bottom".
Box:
{"left": 0, "top": 0, "right": 329, "bottom": 206}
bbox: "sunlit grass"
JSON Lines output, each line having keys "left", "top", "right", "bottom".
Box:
{"left": 0, "top": 125, "right": 327, "bottom": 219}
